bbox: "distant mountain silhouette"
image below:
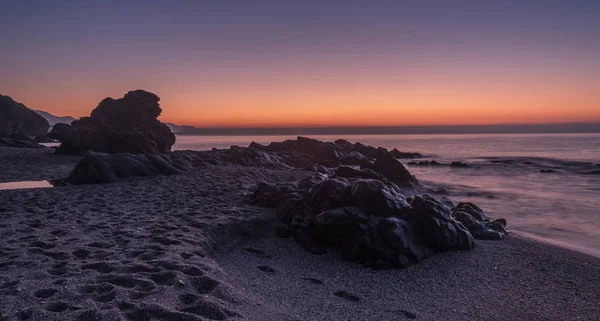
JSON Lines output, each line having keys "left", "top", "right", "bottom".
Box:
{"left": 25, "top": 115, "right": 600, "bottom": 136}
{"left": 164, "top": 123, "right": 600, "bottom": 136}
{"left": 165, "top": 123, "right": 201, "bottom": 134}
{"left": 0, "top": 94, "right": 49, "bottom": 137}
{"left": 34, "top": 110, "right": 76, "bottom": 130}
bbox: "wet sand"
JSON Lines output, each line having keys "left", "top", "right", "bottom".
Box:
{"left": 218, "top": 225, "right": 600, "bottom": 321}
{"left": 0, "top": 147, "right": 598, "bottom": 320}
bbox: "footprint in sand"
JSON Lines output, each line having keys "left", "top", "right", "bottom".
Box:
{"left": 45, "top": 302, "right": 71, "bottom": 312}
{"left": 301, "top": 277, "right": 323, "bottom": 285}
{"left": 179, "top": 293, "right": 199, "bottom": 305}
{"left": 385, "top": 309, "right": 418, "bottom": 319}
{"left": 243, "top": 247, "right": 272, "bottom": 258}
{"left": 334, "top": 290, "right": 361, "bottom": 302}
{"left": 81, "top": 262, "right": 118, "bottom": 273}
{"left": 399, "top": 310, "right": 417, "bottom": 319}
{"left": 34, "top": 288, "right": 59, "bottom": 299}
{"left": 72, "top": 249, "right": 91, "bottom": 259}
{"left": 149, "top": 271, "right": 178, "bottom": 286}
{"left": 190, "top": 275, "right": 220, "bottom": 294}
{"left": 180, "top": 252, "right": 193, "bottom": 259}
{"left": 257, "top": 265, "right": 277, "bottom": 273}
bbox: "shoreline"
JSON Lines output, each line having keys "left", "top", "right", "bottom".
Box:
{"left": 1, "top": 146, "right": 598, "bottom": 261}
{"left": 511, "top": 230, "right": 600, "bottom": 259}
{"left": 0, "top": 146, "right": 598, "bottom": 320}
{"left": 217, "top": 220, "right": 600, "bottom": 321}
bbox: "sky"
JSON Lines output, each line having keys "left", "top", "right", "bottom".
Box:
{"left": 1, "top": 0, "right": 599, "bottom": 127}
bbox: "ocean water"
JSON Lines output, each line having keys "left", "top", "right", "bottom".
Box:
{"left": 173, "top": 133, "right": 600, "bottom": 257}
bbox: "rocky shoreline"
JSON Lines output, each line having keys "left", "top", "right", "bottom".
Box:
{"left": 41, "top": 135, "right": 510, "bottom": 269}
{"left": 0, "top": 90, "right": 598, "bottom": 320}
{"left": 0, "top": 145, "right": 599, "bottom": 320}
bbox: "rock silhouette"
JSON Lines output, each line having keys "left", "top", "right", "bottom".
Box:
{"left": 250, "top": 171, "right": 504, "bottom": 268}
{"left": 68, "top": 151, "right": 183, "bottom": 184}
{"left": 0, "top": 94, "right": 49, "bottom": 140}
{"left": 48, "top": 90, "right": 175, "bottom": 155}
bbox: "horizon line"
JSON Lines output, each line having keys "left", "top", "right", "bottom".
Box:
{"left": 170, "top": 121, "right": 600, "bottom": 130}
{"left": 167, "top": 122, "right": 600, "bottom": 136}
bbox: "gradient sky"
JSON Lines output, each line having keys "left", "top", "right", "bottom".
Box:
{"left": 1, "top": 0, "right": 599, "bottom": 127}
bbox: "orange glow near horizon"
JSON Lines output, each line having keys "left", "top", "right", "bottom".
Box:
{"left": 8, "top": 60, "right": 600, "bottom": 128}
{"left": 2, "top": 2, "right": 600, "bottom": 128}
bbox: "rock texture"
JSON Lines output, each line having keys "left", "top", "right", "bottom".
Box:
{"left": 0, "top": 135, "right": 46, "bottom": 148}
{"left": 48, "top": 90, "right": 175, "bottom": 155}
{"left": 250, "top": 170, "right": 507, "bottom": 268}
{"left": 68, "top": 151, "right": 184, "bottom": 184}
{"left": 0, "top": 94, "right": 50, "bottom": 138}
{"left": 66, "top": 136, "right": 421, "bottom": 187}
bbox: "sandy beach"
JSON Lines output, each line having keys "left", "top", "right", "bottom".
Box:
{"left": 1, "top": 147, "right": 599, "bottom": 321}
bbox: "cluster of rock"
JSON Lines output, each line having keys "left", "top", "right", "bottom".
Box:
{"left": 250, "top": 169, "right": 508, "bottom": 268}
{"left": 235, "top": 137, "right": 422, "bottom": 187}
{"left": 407, "top": 160, "right": 470, "bottom": 168}
{"left": 63, "top": 134, "right": 508, "bottom": 267}
{"left": 0, "top": 94, "right": 50, "bottom": 148}
{"left": 48, "top": 90, "right": 175, "bottom": 155}
{"left": 66, "top": 136, "right": 423, "bottom": 186}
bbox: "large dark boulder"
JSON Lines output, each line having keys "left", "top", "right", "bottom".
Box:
{"left": 249, "top": 171, "right": 503, "bottom": 268}
{"left": 390, "top": 148, "right": 422, "bottom": 159}
{"left": 451, "top": 202, "right": 508, "bottom": 240}
{"left": 335, "top": 166, "right": 385, "bottom": 180}
{"left": 407, "top": 195, "right": 474, "bottom": 251}
{"left": 0, "top": 135, "right": 45, "bottom": 148}
{"left": 265, "top": 136, "right": 343, "bottom": 162}
{"left": 68, "top": 152, "right": 183, "bottom": 184}
{"left": 224, "top": 146, "right": 291, "bottom": 169}
{"left": 369, "top": 149, "right": 419, "bottom": 187}
{"left": 369, "top": 217, "right": 430, "bottom": 266}
{"left": 0, "top": 94, "right": 49, "bottom": 138}
{"left": 349, "top": 179, "right": 411, "bottom": 217}
{"left": 48, "top": 90, "right": 175, "bottom": 155}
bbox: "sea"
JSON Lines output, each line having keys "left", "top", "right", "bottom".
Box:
{"left": 174, "top": 133, "right": 600, "bottom": 257}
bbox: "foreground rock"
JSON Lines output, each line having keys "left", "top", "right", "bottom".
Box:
{"left": 60, "top": 136, "right": 508, "bottom": 268}
{"left": 451, "top": 202, "right": 508, "bottom": 240}
{"left": 251, "top": 171, "right": 508, "bottom": 268}
{"left": 66, "top": 137, "right": 421, "bottom": 187}
{"left": 68, "top": 151, "right": 191, "bottom": 184}
{"left": 0, "top": 94, "right": 50, "bottom": 147}
{"left": 0, "top": 135, "right": 46, "bottom": 148}
{"left": 48, "top": 90, "right": 175, "bottom": 155}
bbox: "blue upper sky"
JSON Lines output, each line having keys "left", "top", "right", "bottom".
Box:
{"left": 1, "top": 0, "right": 599, "bottom": 126}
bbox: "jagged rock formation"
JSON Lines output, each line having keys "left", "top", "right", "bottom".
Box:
{"left": 48, "top": 90, "right": 175, "bottom": 155}
{"left": 250, "top": 170, "right": 507, "bottom": 268}
{"left": 0, "top": 94, "right": 50, "bottom": 140}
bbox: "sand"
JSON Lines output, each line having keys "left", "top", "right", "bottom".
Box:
{"left": 0, "top": 147, "right": 599, "bottom": 321}
{"left": 218, "top": 227, "right": 600, "bottom": 321}
{"left": 0, "top": 147, "right": 80, "bottom": 183}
